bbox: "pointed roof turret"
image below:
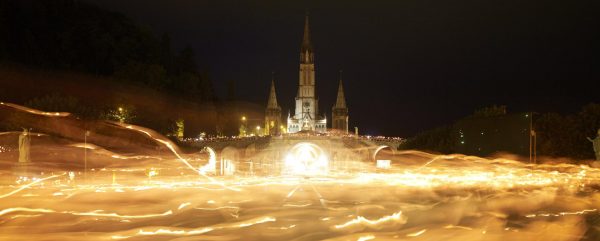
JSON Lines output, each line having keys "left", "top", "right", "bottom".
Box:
{"left": 333, "top": 70, "right": 347, "bottom": 109}
{"left": 267, "top": 73, "right": 280, "bottom": 109}
{"left": 301, "top": 12, "right": 312, "bottom": 52}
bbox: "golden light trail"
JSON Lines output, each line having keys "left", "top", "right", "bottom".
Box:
{"left": 0, "top": 102, "right": 71, "bottom": 117}
{"left": 357, "top": 235, "right": 375, "bottom": 241}
{"left": 0, "top": 173, "right": 64, "bottom": 199}
{"left": 525, "top": 209, "right": 597, "bottom": 218}
{"left": 0, "top": 207, "right": 55, "bottom": 216}
{"left": 177, "top": 202, "right": 191, "bottom": 210}
{"left": 1, "top": 160, "right": 599, "bottom": 241}
{"left": 0, "top": 207, "right": 173, "bottom": 219}
{"left": 334, "top": 211, "right": 405, "bottom": 230}
{"left": 1, "top": 103, "right": 600, "bottom": 241}
{"left": 110, "top": 216, "right": 276, "bottom": 239}
{"left": 407, "top": 229, "right": 427, "bottom": 237}
{"left": 118, "top": 123, "right": 241, "bottom": 191}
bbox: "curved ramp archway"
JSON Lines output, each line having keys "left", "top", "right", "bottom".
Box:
{"left": 373, "top": 145, "right": 395, "bottom": 161}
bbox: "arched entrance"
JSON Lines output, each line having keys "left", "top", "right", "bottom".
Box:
{"left": 283, "top": 142, "right": 329, "bottom": 176}
{"left": 373, "top": 145, "right": 395, "bottom": 169}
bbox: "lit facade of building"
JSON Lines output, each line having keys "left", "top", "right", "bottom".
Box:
{"left": 265, "top": 14, "right": 350, "bottom": 135}
{"left": 265, "top": 76, "right": 282, "bottom": 135}
{"left": 287, "top": 14, "right": 326, "bottom": 133}
{"left": 332, "top": 74, "right": 349, "bottom": 133}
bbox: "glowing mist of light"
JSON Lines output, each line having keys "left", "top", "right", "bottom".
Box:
{"left": 69, "top": 143, "right": 164, "bottom": 161}
{"left": 283, "top": 142, "right": 329, "bottom": 176}
{"left": 118, "top": 124, "right": 240, "bottom": 191}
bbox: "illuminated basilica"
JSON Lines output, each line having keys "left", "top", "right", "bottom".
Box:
{"left": 264, "top": 14, "right": 349, "bottom": 135}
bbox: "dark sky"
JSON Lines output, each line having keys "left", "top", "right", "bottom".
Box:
{"left": 84, "top": 0, "right": 598, "bottom": 137}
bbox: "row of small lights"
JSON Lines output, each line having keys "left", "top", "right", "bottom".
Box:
{"left": 0, "top": 145, "right": 10, "bottom": 153}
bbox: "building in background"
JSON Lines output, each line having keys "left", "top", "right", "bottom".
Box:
{"left": 331, "top": 72, "right": 349, "bottom": 133}
{"left": 264, "top": 76, "right": 282, "bottom": 135}
{"left": 264, "top": 14, "right": 352, "bottom": 135}
{"left": 286, "top": 14, "right": 327, "bottom": 133}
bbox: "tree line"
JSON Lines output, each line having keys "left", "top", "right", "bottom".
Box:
{"left": 400, "top": 103, "right": 600, "bottom": 161}
{"left": 0, "top": 0, "right": 222, "bottom": 137}
{"left": 0, "top": 0, "right": 214, "bottom": 102}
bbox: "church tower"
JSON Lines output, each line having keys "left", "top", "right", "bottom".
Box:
{"left": 265, "top": 75, "right": 282, "bottom": 135}
{"left": 332, "top": 71, "right": 349, "bottom": 133}
{"left": 288, "top": 13, "right": 327, "bottom": 133}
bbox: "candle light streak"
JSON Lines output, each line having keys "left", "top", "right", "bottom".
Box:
{"left": 0, "top": 102, "right": 70, "bottom": 117}
{"left": 118, "top": 123, "right": 241, "bottom": 191}
{"left": 0, "top": 174, "right": 64, "bottom": 199}
{"left": 333, "top": 211, "right": 405, "bottom": 230}
{"left": 2, "top": 138, "right": 600, "bottom": 240}
{"left": 0, "top": 207, "right": 173, "bottom": 219}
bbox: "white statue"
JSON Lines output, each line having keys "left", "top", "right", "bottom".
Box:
{"left": 587, "top": 129, "right": 600, "bottom": 161}
{"left": 18, "top": 129, "right": 31, "bottom": 163}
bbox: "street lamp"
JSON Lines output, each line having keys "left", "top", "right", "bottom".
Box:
{"left": 240, "top": 116, "right": 248, "bottom": 137}
{"left": 84, "top": 130, "right": 90, "bottom": 183}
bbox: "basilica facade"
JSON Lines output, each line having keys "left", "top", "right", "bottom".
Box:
{"left": 265, "top": 14, "right": 349, "bottom": 135}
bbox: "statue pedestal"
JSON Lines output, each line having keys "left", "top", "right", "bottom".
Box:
{"left": 12, "top": 162, "right": 38, "bottom": 177}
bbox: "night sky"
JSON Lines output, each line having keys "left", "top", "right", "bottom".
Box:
{"left": 84, "top": 0, "right": 598, "bottom": 137}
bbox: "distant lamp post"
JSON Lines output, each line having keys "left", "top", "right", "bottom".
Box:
{"left": 528, "top": 112, "right": 537, "bottom": 164}
{"left": 109, "top": 105, "right": 134, "bottom": 123}
{"left": 84, "top": 130, "right": 90, "bottom": 182}
{"left": 240, "top": 116, "right": 247, "bottom": 137}
{"left": 256, "top": 125, "right": 261, "bottom": 136}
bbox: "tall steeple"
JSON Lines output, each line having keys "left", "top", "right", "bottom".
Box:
{"left": 288, "top": 12, "right": 326, "bottom": 134}
{"left": 265, "top": 73, "right": 282, "bottom": 135}
{"left": 266, "top": 74, "right": 280, "bottom": 109}
{"left": 333, "top": 71, "right": 347, "bottom": 109}
{"left": 332, "top": 70, "right": 349, "bottom": 133}
{"left": 300, "top": 12, "right": 314, "bottom": 64}
{"left": 301, "top": 13, "right": 312, "bottom": 53}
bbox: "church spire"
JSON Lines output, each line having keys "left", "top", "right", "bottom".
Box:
{"left": 301, "top": 12, "right": 312, "bottom": 52}
{"left": 334, "top": 70, "right": 347, "bottom": 109}
{"left": 300, "top": 12, "right": 314, "bottom": 64}
{"left": 332, "top": 70, "right": 349, "bottom": 133}
{"left": 267, "top": 73, "right": 280, "bottom": 109}
{"left": 265, "top": 72, "right": 282, "bottom": 135}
